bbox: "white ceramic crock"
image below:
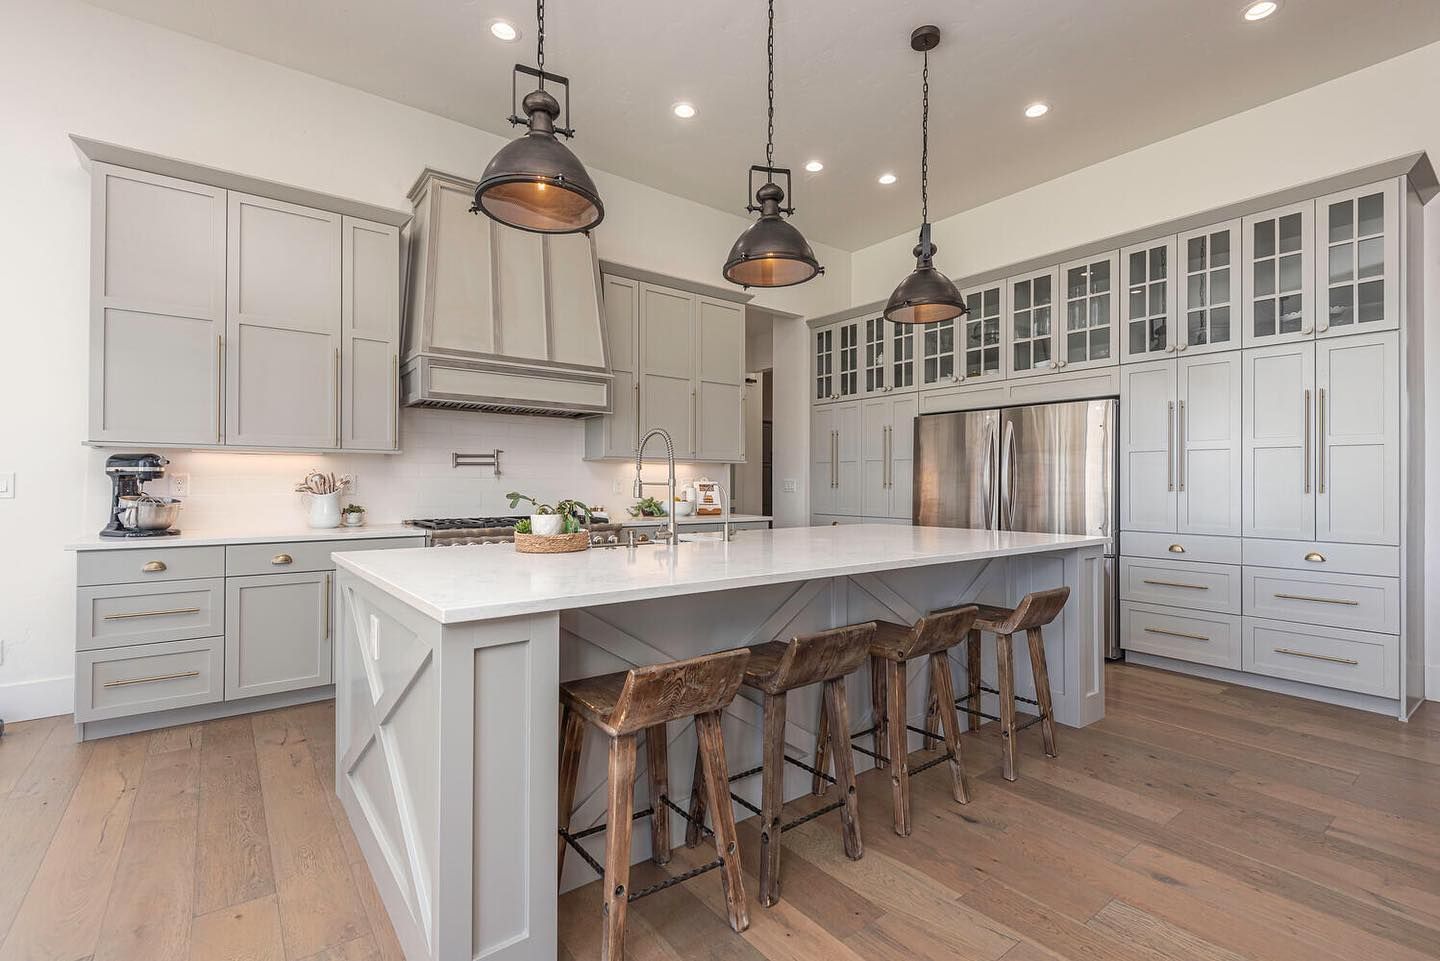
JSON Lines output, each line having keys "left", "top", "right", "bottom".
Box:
{"left": 305, "top": 491, "right": 343, "bottom": 529}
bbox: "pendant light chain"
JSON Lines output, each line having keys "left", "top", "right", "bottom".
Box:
{"left": 536, "top": 0, "right": 545, "bottom": 81}
{"left": 765, "top": 0, "right": 775, "bottom": 169}
{"left": 920, "top": 47, "right": 929, "bottom": 226}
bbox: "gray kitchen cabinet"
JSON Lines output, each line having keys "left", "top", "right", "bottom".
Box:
{"left": 860, "top": 394, "right": 916, "bottom": 520}
{"left": 226, "top": 191, "right": 342, "bottom": 449}
{"left": 586, "top": 274, "right": 641, "bottom": 458}
{"left": 225, "top": 570, "right": 332, "bottom": 700}
{"left": 639, "top": 283, "right": 695, "bottom": 456}
{"left": 694, "top": 296, "right": 745, "bottom": 461}
{"left": 88, "top": 163, "right": 226, "bottom": 446}
{"left": 342, "top": 217, "right": 400, "bottom": 450}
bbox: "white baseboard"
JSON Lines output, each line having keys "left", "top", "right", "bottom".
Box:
{"left": 0, "top": 675, "right": 72, "bottom": 723}
{"left": 1427, "top": 662, "right": 1440, "bottom": 703}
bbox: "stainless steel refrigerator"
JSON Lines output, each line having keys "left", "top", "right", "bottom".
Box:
{"left": 914, "top": 398, "right": 1120, "bottom": 658}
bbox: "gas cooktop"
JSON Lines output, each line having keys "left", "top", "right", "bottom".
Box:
{"left": 405, "top": 517, "right": 522, "bottom": 531}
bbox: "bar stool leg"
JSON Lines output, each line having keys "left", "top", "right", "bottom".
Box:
{"left": 871, "top": 654, "right": 889, "bottom": 771}
{"left": 644, "top": 723, "right": 671, "bottom": 865}
{"left": 995, "top": 632, "right": 1018, "bottom": 782}
{"left": 758, "top": 693, "right": 786, "bottom": 906}
{"left": 684, "top": 738, "right": 707, "bottom": 848}
{"left": 928, "top": 652, "right": 971, "bottom": 804}
{"left": 822, "top": 677, "right": 863, "bottom": 860}
{"left": 885, "top": 657, "right": 911, "bottom": 836}
{"left": 602, "top": 734, "right": 639, "bottom": 961}
{"left": 694, "top": 710, "right": 750, "bottom": 933}
{"left": 922, "top": 685, "right": 940, "bottom": 750}
{"left": 557, "top": 704, "right": 586, "bottom": 886}
{"left": 966, "top": 627, "right": 983, "bottom": 732}
{"left": 1026, "top": 627, "right": 1059, "bottom": 758}
{"left": 810, "top": 696, "right": 830, "bottom": 796}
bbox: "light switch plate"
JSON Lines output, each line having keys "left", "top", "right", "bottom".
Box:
{"left": 782, "top": 479, "right": 797, "bottom": 493}
{"left": 0, "top": 472, "right": 13, "bottom": 498}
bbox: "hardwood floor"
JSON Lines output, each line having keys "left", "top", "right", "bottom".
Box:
{"left": 2, "top": 663, "right": 1438, "bottom": 961}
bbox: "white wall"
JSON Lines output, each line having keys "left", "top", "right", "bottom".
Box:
{"left": 0, "top": 0, "right": 849, "bottom": 719}
{"left": 850, "top": 40, "right": 1440, "bottom": 699}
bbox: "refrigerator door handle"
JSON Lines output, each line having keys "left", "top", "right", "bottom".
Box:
{"left": 981, "top": 422, "right": 996, "bottom": 530}
{"left": 1000, "top": 419, "right": 1016, "bottom": 531}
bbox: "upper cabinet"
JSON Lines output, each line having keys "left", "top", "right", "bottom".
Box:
{"left": 959, "top": 283, "right": 1005, "bottom": 384}
{"left": 813, "top": 324, "right": 836, "bottom": 402}
{"left": 1061, "top": 252, "right": 1120, "bottom": 370}
{"left": 1006, "top": 267, "right": 1059, "bottom": 378}
{"left": 1120, "top": 239, "right": 1175, "bottom": 363}
{"left": 84, "top": 156, "right": 405, "bottom": 452}
{"left": 920, "top": 314, "right": 958, "bottom": 388}
{"left": 1177, "top": 220, "right": 1239, "bottom": 355}
{"left": 1315, "top": 181, "right": 1400, "bottom": 338}
{"left": 1242, "top": 201, "right": 1314, "bottom": 347}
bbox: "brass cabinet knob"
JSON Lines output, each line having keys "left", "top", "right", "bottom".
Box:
{"left": 1303, "top": 551, "right": 1325, "bottom": 563}
{"left": 141, "top": 560, "right": 167, "bottom": 573}
{"left": 271, "top": 553, "right": 294, "bottom": 565}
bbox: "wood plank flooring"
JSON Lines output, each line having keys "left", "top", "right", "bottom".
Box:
{"left": 1, "top": 663, "right": 1437, "bottom": 961}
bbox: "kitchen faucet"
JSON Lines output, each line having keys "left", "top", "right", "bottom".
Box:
{"left": 634, "top": 427, "right": 678, "bottom": 545}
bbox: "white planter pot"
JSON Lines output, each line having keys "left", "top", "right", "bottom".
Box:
{"left": 530, "top": 513, "right": 563, "bottom": 536}
{"left": 305, "top": 491, "right": 343, "bottom": 529}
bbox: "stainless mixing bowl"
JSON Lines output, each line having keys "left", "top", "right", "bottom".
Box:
{"left": 117, "top": 495, "right": 182, "bottom": 531}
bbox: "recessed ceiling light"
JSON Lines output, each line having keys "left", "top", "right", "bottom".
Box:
{"left": 488, "top": 19, "right": 519, "bottom": 42}
{"left": 1243, "top": 0, "right": 1279, "bottom": 21}
{"left": 878, "top": 173, "right": 897, "bottom": 185}
{"left": 805, "top": 160, "right": 824, "bottom": 173}
{"left": 1024, "top": 102, "right": 1050, "bottom": 119}
{"left": 672, "top": 102, "right": 697, "bottom": 119}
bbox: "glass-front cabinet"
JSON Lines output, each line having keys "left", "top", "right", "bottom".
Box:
{"left": 835, "top": 318, "right": 860, "bottom": 400}
{"left": 1315, "top": 181, "right": 1399, "bottom": 338}
{"left": 1242, "top": 200, "right": 1313, "bottom": 347}
{"left": 959, "top": 282, "right": 1005, "bottom": 382}
{"left": 888, "top": 320, "right": 916, "bottom": 392}
{"left": 862, "top": 316, "right": 887, "bottom": 394}
{"left": 919, "top": 314, "right": 958, "bottom": 387}
{"left": 1119, "top": 238, "right": 1174, "bottom": 362}
{"left": 859, "top": 315, "right": 916, "bottom": 395}
{"left": 1007, "top": 267, "right": 1059, "bottom": 378}
{"left": 1176, "top": 220, "right": 1239, "bottom": 355}
{"left": 812, "top": 324, "right": 835, "bottom": 402}
{"left": 1060, "top": 252, "right": 1119, "bottom": 370}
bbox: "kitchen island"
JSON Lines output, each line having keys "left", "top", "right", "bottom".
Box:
{"left": 331, "top": 525, "right": 1107, "bottom": 961}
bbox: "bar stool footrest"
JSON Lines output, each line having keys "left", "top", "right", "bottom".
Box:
{"left": 911, "top": 751, "right": 959, "bottom": 775}
{"left": 625, "top": 857, "right": 725, "bottom": 902}
{"left": 780, "top": 798, "right": 846, "bottom": 833}
{"left": 958, "top": 685, "right": 1042, "bottom": 709}
{"left": 560, "top": 797, "right": 723, "bottom": 902}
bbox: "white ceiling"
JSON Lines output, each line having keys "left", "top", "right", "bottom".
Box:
{"left": 84, "top": 0, "right": 1440, "bottom": 250}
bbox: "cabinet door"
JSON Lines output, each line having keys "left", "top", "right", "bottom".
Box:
{"left": 860, "top": 397, "right": 891, "bottom": 517}
{"left": 89, "top": 165, "right": 226, "bottom": 446}
{"left": 919, "top": 315, "right": 958, "bottom": 387}
{"left": 1242, "top": 201, "right": 1314, "bottom": 347}
{"left": 341, "top": 217, "right": 399, "bottom": 451}
{"left": 1060, "top": 252, "right": 1120, "bottom": 371}
{"left": 1315, "top": 181, "right": 1400, "bottom": 338}
{"left": 493, "top": 227, "right": 547, "bottom": 360}
{"left": 888, "top": 395, "right": 917, "bottom": 520}
{"left": 834, "top": 402, "right": 862, "bottom": 515}
{"left": 1177, "top": 351, "right": 1242, "bottom": 537}
{"left": 1243, "top": 341, "right": 1316, "bottom": 540}
{"left": 639, "top": 283, "right": 695, "bottom": 456}
{"left": 547, "top": 232, "right": 607, "bottom": 369}
{"left": 1316, "top": 332, "right": 1399, "bottom": 545}
{"left": 599, "top": 275, "right": 640, "bottom": 456}
{"left": 1120, "top": 238, "right": 1175, "bottom": 363}
{"left": 225, "top": 571, "right": 330, "bottom": 699}
{"left": 958, "top": 283, "right": 1004, "bottom": 383}
{"left": 421, "top": 178, "right": 496, "bottom": 356}
{"left": 1177, "top": 220, "right": 1239, "bottom": 356}
{"left": 1006, "top": 267, "right": 1059, "bottom": 378}
{"left": 835, "top": 320, "right": 861, "bottom": 400}
{"left": 861, "top": 316, "right": 888, "bottom": 396}
{"left": 811, "top": 405, "right": 836, "bottom": 517}
{"left": 888, "top": 321, "right": 917, "bottom": 393}
{"left": 694, "top": 297, "right": 745, "bottom": 461}
{"left": 812, "top": 324, "right": 836, "bottom": 402}
{"left": 226, "top": 192, "right": 342, "bottom": 448}
{"left": 1119, "top": 358, "right": 1177, "bottom": 533}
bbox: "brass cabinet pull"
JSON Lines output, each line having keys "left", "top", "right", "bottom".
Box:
{"left": 103, "top": 669, "right": 200, "bottom": 689}
{"left": 271, "top": 553, "right": 294, "bottom": 565}
{"left": 1303, "top": 551, "right": 1326, "bottom": 563}
{"left": 1142, "top": 579, "right": 1209, "bottom": 590}
{"left": 1167, "top": 544, "right": 1186, "bottom": 554}
{"left": 141, "top": 560, "right": 167, "bottom": 573}
{"left": 1273, "top": 592, "right": 1359, "bottom": 606}
{"left": 1274, "top": 647, "right": 1359, "bottom": 666}
{"left": 1144, "top": 626, "right": 1209, "bottom": 642}
{"left": 103, "top": 607, "right": 200, "bottom": 621}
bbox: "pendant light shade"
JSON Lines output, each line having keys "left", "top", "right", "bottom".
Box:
{"left": 884, "top": 25, "right": 967, "bottom": 325}
{"left": 472, "top": 2, "right": 604, "bottom": 234}
{"left": 723, "top": 0, "right": 823, "bottom": 289}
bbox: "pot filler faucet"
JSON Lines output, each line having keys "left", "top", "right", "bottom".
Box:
{"left": 634, "top": 427, "right": 679, "bottom": 545}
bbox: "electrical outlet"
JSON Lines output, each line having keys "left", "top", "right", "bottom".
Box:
{"left": 782, "top": 479, "right": 797, "bottom": 493}
{"left": 0, "top": 472, "right": 14, "bottom": 498}
{"left": 612, "top": 477, "right": 626, "bottom": 495}
{"left": 169, "top": 473, "right": 190, "bottom": 498}
{"left": 348, "top": 473, "right": 358, "bottom": 495}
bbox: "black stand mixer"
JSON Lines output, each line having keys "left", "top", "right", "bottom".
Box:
{"left": 100, "top": 453, "right": 180, "bottom": 538}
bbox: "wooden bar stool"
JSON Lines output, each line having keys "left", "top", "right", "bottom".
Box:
{"left": 686, "top": 622, "right": 876, "bottom": 907}
{"left": 557, "top": 649, "right": 752, "bottom": 961}
{"left": 812, "top": 606, "right": 979, "bottom": 837}
{"left": 933, "top": 587, "right": 1068, "bottom": 781}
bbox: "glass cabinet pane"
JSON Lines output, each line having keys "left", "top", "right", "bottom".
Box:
{"left": 1322, "top": 188, "right": 1388, "bottom": 332}
{"left": 813, "top": 327, "right": 832, "bottom": 400}
{"left": 1247, "top": 206, "right": 1308, "bottom": 342}
{"left": 962, "top": 284, "right": 1003, "bottom": 378}
{"left": 863, "top": 318, "right": 886, "bottom": 393}
{"left": 921, "top": 316, "right": 955, "bottom": 385}
{"left": 1062, "top": 257, "right": 1113, "bottom": 365}
{"left": 1180, "top": 224, "right": 1237, "bottom": 349}
{"left": 889, "top": 322, "right": 914, "bottom": 389}
{"left": 1126, "top": 242, "right": 1169, "bottom": 355}
{"left": 837, "top": 322, "right": 859, "bottom": 397}
{"left": 1010, "top": 273, "right": 1054, "bottom": 373}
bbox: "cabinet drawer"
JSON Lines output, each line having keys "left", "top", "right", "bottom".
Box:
{"left": 75, "top": 636, "right": 223, "bottom": 722}
{"left": 1120, "top": 558, "right": 1240, "bottom": 614}
{"left": 1241, "top": 539, "right": 1399, "bottom": 577}
{"left": 1120, "top": 601, "right": 1241, "bottom": 669}
{"left": 1120, "top": 532, "right": 1242, "bottom": 565}
{"left": 1242, "top": 618, "right": 1398, "bottom": 698}
{"left": 77, "top": 578, "right": 224, "bottom": 651}
{"left": 1243, "top": 568, "right": 1399, "bottom": 633}
{"left": 225, "top": 537, "right": 417, "bottom": 576}
{"left": 77, "top": 546, "right": 225, "bottom": 586}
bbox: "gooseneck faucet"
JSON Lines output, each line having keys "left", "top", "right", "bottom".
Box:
{"left": 634, "top": 427, "right": 679, "bottom": 545}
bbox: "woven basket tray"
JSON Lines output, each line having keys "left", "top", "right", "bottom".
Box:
{"left": 514, "top": 531, "right": 591, "bottom": 554}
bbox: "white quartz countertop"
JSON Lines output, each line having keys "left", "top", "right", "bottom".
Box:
{"left": 615, "top": 513, "right": 770, "bottom": 526}
{"left": 66, "top": 523, "right": 424, "bottom": 551}
{"left": 332, "top": 524, "right": 1108, "bottom": 624}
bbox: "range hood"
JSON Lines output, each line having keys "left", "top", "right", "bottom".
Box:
{"left": 400, "top": 168, "right": 612, "bottom": 417}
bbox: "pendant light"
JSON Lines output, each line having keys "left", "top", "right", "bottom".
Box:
{"left": 722, "top": 0, "right": 824, "bottom": 289}
{"left": 884, "top": 25, "right": 967, "bottom": 325}
{"left": 472, "top": 0, "right": 604, "bottom": 234}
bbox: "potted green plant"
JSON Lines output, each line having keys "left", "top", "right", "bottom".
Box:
{"left": 506, "top": 493, "right": 592, "bottom": 536}
{"left": 341, "top": 503, "right": 367, "bottom": 527}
